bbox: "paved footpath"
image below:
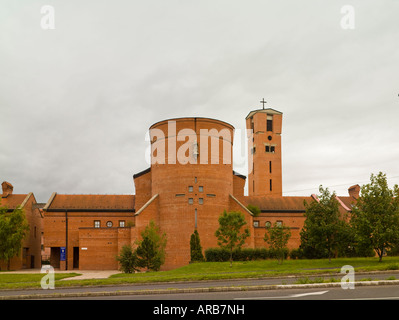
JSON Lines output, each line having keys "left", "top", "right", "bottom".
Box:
{"left": 2, "top": 269, "right": 121, "bottom": 280}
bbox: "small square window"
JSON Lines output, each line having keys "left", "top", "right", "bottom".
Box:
{"left": 119, "top": 220, "right": 125, "bottom": 227}
{"left": 94, "top": 220, "right": 100, "bottom": 228}
{"left": 199, "top": 186, "right": 203, "bottom": 192}
{"left": 188, "top": 198, "right": 194, "bottom": 204}
{"left": 253, "top": 221, "right": 259, "bottom": 228}
{"left": 199, "top": 198, "right": 204, "bottom": 204}
{"left": 188, "top": 186, "right": 193, "bottom": 192}
{"left": 276, "top": 220, "right": 283, "bottom": 227}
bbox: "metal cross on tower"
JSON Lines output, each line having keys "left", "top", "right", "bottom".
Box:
{"left": 260, "top": 98, "right": 267, "bottom": 109}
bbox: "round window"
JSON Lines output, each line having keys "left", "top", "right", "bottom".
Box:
{"left": 265, "top": 221, "right": 271, "bottom": 228}
{"left": 106, "top": 221, "right": 113, "bottom": 228}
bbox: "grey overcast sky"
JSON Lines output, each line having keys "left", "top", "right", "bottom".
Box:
{"left": 1, "top": 0, "right": 398, "bottom": 203}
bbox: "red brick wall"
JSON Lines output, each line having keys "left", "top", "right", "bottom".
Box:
{"left": 251, "top": 213, "right": 305, "bottom": 249}
{"left": 44, "top": 211, "right": 135, "bottom": 270}
{"left": 23, "top": 195, "right": 43, "bottom": 268}
{"left": 78, "top": 227, "right": 132, "bottom": 270}
{"left": 134, "top": 170, "right": 152, "bottom": 211}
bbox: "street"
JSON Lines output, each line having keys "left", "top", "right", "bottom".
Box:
{"left": 51, "top": 283, "right": 399, "bottom": 300}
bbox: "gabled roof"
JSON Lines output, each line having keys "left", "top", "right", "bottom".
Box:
{"left": 0, "top": 193, "right": 34, "bottom": 211}
{"left": 336, "top": 196, "right": 356, "bottom": 211}
{"left": 44, "top": 193, "right": 135, "bottom": 212}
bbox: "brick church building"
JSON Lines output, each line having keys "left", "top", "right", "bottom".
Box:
{"left": 40, "top": 107, "right": 359, "bottom": 270}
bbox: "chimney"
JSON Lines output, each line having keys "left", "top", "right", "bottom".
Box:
{"left": 348, "top": 184, "right": 360, "bottom": 199}
{"left": 1, "top": 181, "right": 14, "bottom": 198}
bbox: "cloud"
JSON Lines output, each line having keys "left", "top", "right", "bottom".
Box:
{"left": 1, "top": 1, "right": 399, "bottom": 202}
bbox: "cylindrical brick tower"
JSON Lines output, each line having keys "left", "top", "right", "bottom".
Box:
{"left": 149, "top": 117, "right": 235, "bottom": 268}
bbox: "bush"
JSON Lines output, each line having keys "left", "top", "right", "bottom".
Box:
{"left": 289, "top": 248, "right": 304, "bottom": 260}
{"left": 190, "top": 230, "right": 205, "bottom": 262}
{"left": 116, "top": 245, "right": 138, "bottom": 273}
{"left": 268, "top": 248, "right": 289, "bottom": 260}
{"left": 205, "top": 247, "right": 274, "bottom": 262}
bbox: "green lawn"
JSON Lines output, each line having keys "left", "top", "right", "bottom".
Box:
{"left": 1, "top": 257, "right": 399, "bottom": 290}
{"left": 0, "top": 273, "right": 80, "bottom": 289}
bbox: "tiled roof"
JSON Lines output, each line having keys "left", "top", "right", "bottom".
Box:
{"left": 243, "top": 195, "right": 355, "bottom": 212}
{"left": 46, "top": 194, "right": 135, "bottom": 211}
{"left": 243, "top": 196, "right": 312, "bottom": 212}
{"left": 336, "top": 196, "right": 356, "bottom": 211}
{"left": 0, "top": 194, "right": 30, "bottom": 210}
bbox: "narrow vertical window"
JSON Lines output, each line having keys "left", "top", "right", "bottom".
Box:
{"left": 269, "top": 161, "right": 272, "bottom": 173}
{"left": 267, "top": 115, "right": 273, "bottom": 131}
{"left": 270, "top": 179, "right": 272, "bottom": 192}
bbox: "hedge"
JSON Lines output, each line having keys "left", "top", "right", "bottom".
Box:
{"left": 204, "top": 247, "right": 290, "bottom": 262}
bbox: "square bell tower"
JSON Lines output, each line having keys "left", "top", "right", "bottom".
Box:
{"left": 246, "top": 108, "right": 283, "bottom": 196}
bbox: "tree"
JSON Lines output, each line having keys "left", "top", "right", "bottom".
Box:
{"left": 264, "top": 222, "right": 291, "bottom": 264}
{"left": 116, "top": 244, "right": 139, "bottom": 273}
{"left": 190, "top": 230, "right": 204, "bottom": 262}
{"left": 0, "top": 204, "right": 30, "bottom": 270}
{"left": 246, "top": 204, "right": 260, "bottom": 217}
{"left": 351, "top": 172, "right": 399, "bottom": 262}
{"left": 300, "top": 186, "right": 349, "bottom": 262}
{"left": 136, "top": 220, "right": 167, "bottom": 271}
{"left": 215, "top": 210, "right": 250, "bottom": 267}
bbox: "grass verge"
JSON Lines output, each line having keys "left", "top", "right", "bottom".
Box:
{"left": 2, "top": 257, "right": 399, "bottom": 290}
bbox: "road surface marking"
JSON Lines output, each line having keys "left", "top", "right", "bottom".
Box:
{"left": 234, "top": 290, "right": 329, "bottom": 300}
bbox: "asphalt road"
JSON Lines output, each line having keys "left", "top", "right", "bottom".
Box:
{"left": 52, "top": 284, "right": 399, "bottom": 300}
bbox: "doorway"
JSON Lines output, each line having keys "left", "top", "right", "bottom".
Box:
{"left": 50, "top": 247, "right": 60, "bottom": 268}
{"left": 73, "top": 247, "right": 79, "bottom": 269}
